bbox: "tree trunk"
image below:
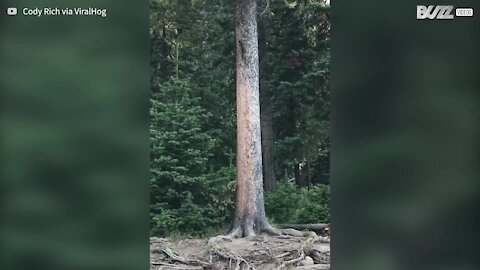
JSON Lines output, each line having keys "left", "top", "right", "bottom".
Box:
{"left": 294, "top": 163, "right": 302, "bottom": 187}
{"left": 306, "top": 157, "right": 311, "bottom": 190}
{"left": 277, "top": 223, "right": 329, "bottom": 232}
{"left": 258, "top": 5, "right": 276, "bottom": 193}
{"left": 232, "top": 0, "right": 273, "bottom": 237}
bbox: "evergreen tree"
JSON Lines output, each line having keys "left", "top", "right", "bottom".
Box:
{"left": 150, "top": 80, "right": 218, "bottom": 234}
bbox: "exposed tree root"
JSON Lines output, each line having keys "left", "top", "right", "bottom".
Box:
{"left": 204, "top": 225, "right": 330, "bottom": 270}
{"left": 280, "top": 249, "right": 305, "bottom": 268}
{"left": 292, "top": 264, "right": 330, "bottom": 270}
{"left": 161, "top": 247, "right": 210, "bottom": 267}
{"left": 276, "top": 232, "right": 328, "bottom": 269}
{"left": 208, "top": 235, "right": 257, "bottom": 270}
{"left": 151, "top": 230, "right": 330, "bottom": 270}
{"left": 277, "top": 223, "right": 329, "bottom": 232}
{"left": 151, "top": 261, "right": 204, "bottom": 270}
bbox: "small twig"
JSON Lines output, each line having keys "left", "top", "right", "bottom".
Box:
{"left": 151, "top": 261, "right": 203, "bottom": 270}
{"left": 275, "top": 251, "right": 291, "bottom": 259}
{"left": 260, "top": 0, "right": 270, "bottom": 16}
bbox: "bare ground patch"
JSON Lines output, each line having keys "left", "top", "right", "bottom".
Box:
{"left": 150, "top": 234, "right": 330, "bottom": 270}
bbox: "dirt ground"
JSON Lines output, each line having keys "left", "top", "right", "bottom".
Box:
{"left": 150, "top": 234, "right": 330, "bottom": 270}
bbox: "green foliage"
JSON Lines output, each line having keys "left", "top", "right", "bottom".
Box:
{"left": 150, "top": 79, "right": 233, "bottom": 236}
{"left": 269, "top": 0, "right": 331, "bottom": 184}
{"left": 266, "top": 182, "right": 330, "bottom": 224}
{"left": 297, "top": 184, "right": 331, "bottom": 223}
{"left": 150, "top": 0, "right": 238, "bottom": 237}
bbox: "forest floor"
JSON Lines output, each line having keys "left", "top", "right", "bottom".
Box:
{"left": 150, "top": 233, "right": 330, "bottom": 270}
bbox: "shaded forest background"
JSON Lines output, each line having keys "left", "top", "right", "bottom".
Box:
{"left": 150, "top": 0, "right": 330, "bottom": 237}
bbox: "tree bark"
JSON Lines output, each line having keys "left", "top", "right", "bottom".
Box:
{"left": 232, "top": 0, "right": 273, "bottom": 237}
{"left": 277, "top": 224, "right": 329, "bottom": 231}
{"left": 306, "top": 157, "right": 311, "bottom": 190}
{"left": 258, "top": 4, "right": 276, "bottom": 193}
{"left": 294, "top": 163, "right": 302, "bottom": 187}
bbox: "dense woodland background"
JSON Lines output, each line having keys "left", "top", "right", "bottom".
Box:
{"left": 150, "top": 0, "right": 330, "bottom": 236}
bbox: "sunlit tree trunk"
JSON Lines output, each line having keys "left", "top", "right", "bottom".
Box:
{"left": 232, "top": 0, "right": 273, "bottom": 237}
